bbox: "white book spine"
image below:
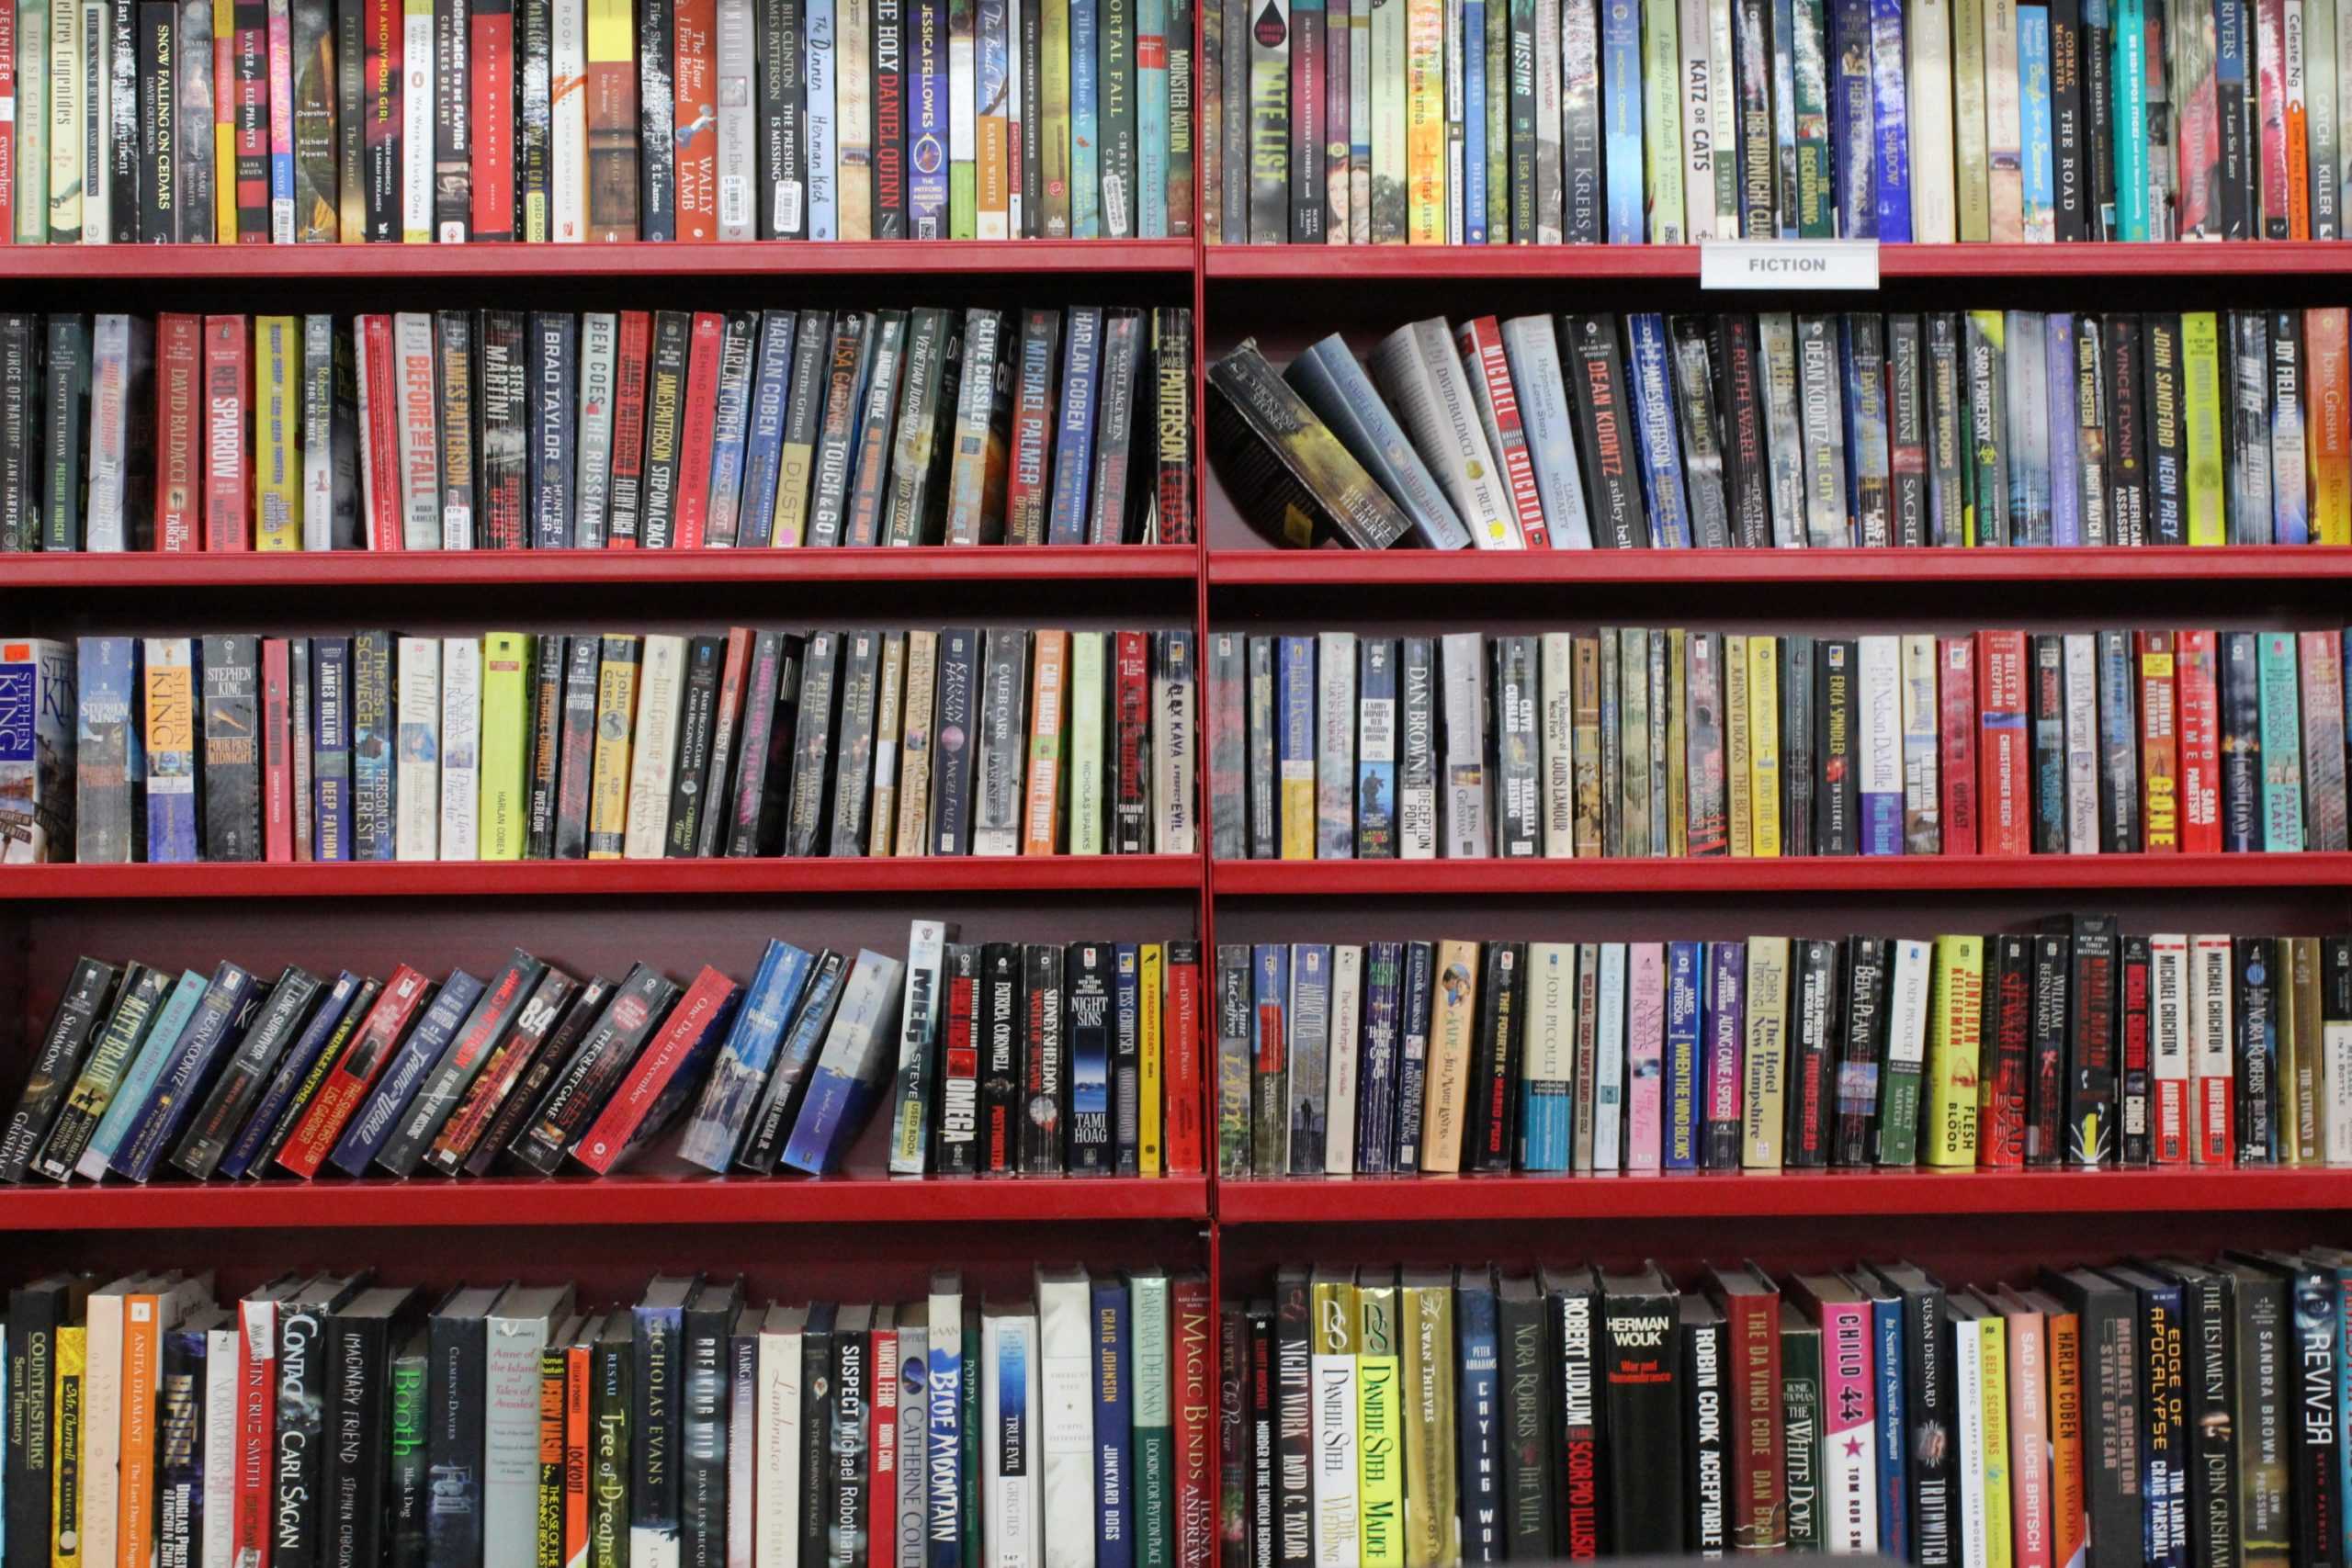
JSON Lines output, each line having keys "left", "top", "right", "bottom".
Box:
{"left": 1534, "top": 0, "right": 1563, "bottom": 242}
{"left": 1369, "top": 323, "right": 1521, "bottom": 549}
{"left": 403, "top": 6, "right": 435, "bottom": 240}
{"left": 576, "top": 313, "right": 618, "bottom": 544}
{"left": 1443, "top": 0, "right": 1464, "bottom": 244}
{"left": 1154, "top": 636, "right": 1197, "bottom": 855}
{"left": 85, "top": 313, "right": 129, "bottom": 550}
{"left": 1316, "top": 631, "right": 1358, "bottom": 860}
{"left": 1540, "top": 633, "right": 1576, "bottom": 856}
{"left": 1036, "top": 1278, "right": 1094, "bottom": 1568}
{"left": 1593, "top": 942, "right": 1626, "bottom": 1171}
{"left": 1706, "top": 0, "right": 1738, "bottom": 233}
{"left": 2190, "top": 933, "right": 2236, "bottom": 1163}
{"left": 1325, "top": 945, "right": 1363, "bottom": 1174}
{"left": 1858, "top": 634, "right": 1904, "bottom": 854}
{"left": 482, "top": 1315, "right": 552, "bottom": 1564}
{"left": 438, "top": 637, "right": 482, "bottom": 861}
{"left": 624, "top": 635, "right": 687, "bottom": 859}
{"left": 1884, "top": 939, "right": 1933, "bottom": 1166}
{"left": 1679, "top": 0, "right": 1713, "bottom": 239}
{"left": 1953, "top": 1316, "right": 1988, "bottom": 1568}
{"left": 393, "top": 312, "right": 443, "bottom": 550}
{"left": 887, "top": 919, "right": 954, "bottom": 1175}
{"left": 553, "top": 0, "right": 589, "bottom": 238}
{"left": 202, "top": 1324, "right": 241, "bottom": 1568}
{"left": 984, "top": 1309, "right": 1041, "bottom": 1568}
{"left": 1309, "top": 1308, "right": 1361, "bottom": 1563}
{"left": 756, "top": 1316, "right": 802, "bottom": 1568}
{"left": 2062, "top": 632, "right": 2099, "bottom": 854}
{"left": 715, "top": 0, "right": 757, "bottom": 238}
{"left": 1500, "top": 316, "right": 1594, "bottom": 548}
{"left": 302, "top": 316, "right": 339, "bottom": 552}
{"left": 1439, "top": 632, "right": 1488, "bottom": 857}
{"left": 2150, "top": 933, "right": 2191, "bottom": 1164}
{"left": 396, "top": 637, "right": 443, "bottom": 861}
{"left": 1910, "top": 0, "right": 1957, "bottom": 239}
{"left": 2329, "top": 1006, "right": 2352, "bottom": 1166}
{"left": 1069, "top": 633, "right": 1106, "bottom": 855}
{"left": 1900, "top": 634, "right": 1940, "bottom": 851}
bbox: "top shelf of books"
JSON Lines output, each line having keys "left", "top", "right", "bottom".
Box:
{"left": 1203, "top": 241, "right": 2352, "bottom": 284}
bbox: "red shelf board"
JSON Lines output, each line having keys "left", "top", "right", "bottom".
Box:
{"left": 0, "top": 855, "right": 1204, "bottom": 900}
{"left": 1217, "top": 1168, "right": 2352, "bottom": 1224}
{"left": 1214, "top": 851, "right": 2352, "bottom": 896}
{"left": 0, "top": 545, "right": 1202, "bottom": 591}
{"left": 0, "top": 239, "right": 1198, "bottom": 282}
{"left": 1208, "top": 545, "right": 2352, "bottom": 588}
{"left": 1204, "top": 240, "right": 2352, "bottom": 283}
{"left": 0, "top": 1175, "right": 1212, "bottom": 1231}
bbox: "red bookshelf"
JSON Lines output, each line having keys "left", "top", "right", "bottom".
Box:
{"left": 1207, "top": 545, "right": 2352, "bottom": 589}
{"left": 1204, "top": 239, "right": 2352, "bottom": 283}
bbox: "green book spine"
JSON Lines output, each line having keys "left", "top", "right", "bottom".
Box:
{"left": 1641, "top": 0, "right": 1684, "bottom": 238}
{"left": 1875, "top": 940, "right": 1928, "bottom": 1167}
{"left": 1133, "top": 1270, "right": 1175, "bottom": 1567}
{"left": 1781, "top": 1314, "right": 1824, "bottom": 1551}
{"left": 1951, "top": 0, "right": 1988, "bottom": 238}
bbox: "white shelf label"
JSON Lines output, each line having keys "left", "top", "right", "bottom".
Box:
{"left": 1700, "top": 239, "right": 1882, "bottom": 291}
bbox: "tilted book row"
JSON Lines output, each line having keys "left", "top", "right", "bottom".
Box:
{"left": 1213, "top": 922, "right": 2336, "bottom": 1180}
{"left": 0, "top": 1264, "right": 1218, "bottom": 1568}
{"left": 1, "top": 0, "right": 1196, "bottom": 245}
{"left": 1227, "top": 1251, "right": 2342, "bottom": 1566}
{"left": 1202, "top": 0, "right": 2352, "bottom": 244}
{"left": 2, "top": 923, "right": 1209, "bottom": 1187}
{"left": 1209, "top": 308, "right": 2352, "bottom": 555}
{"left": 2, "top": 304, "right": 1196, "bottom": 555}
{"left": 0, "top": 624, "right": 1201, "bottom": 865}
{"left": 1203, "top": 626, "right": 2350, "bottom": 864}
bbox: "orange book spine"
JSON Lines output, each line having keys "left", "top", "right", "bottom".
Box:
{"left": 2044, "top": 1306, "right": 2088, "bottom": 1568}
{"left": 117, "top": 1289, "right": 165, "bottom": 1568}
{"left": 2310, "top": 307, "right": 2352, "bottom": 543}
{"left": 2289, "top": 80, "right": 2312, "bottom": 239}
{"left": 2139, "top": 631, "right": 2180, "bottom": 852}
{"left": 564, "top": 1336, "right": 592, "bottom": 1568}
{"left": 670, "top": 0, "right": 717, "bottom": 239}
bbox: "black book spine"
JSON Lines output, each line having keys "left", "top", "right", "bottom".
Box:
{"left": 2030, "top": 634, "right": 2068, "bottom": 855}
{"left": 1781, "top": 637, "right": 1815, "bottom": 858}
{"left": 506, "top": 969, "right": 679, "bottom": 1173}
{"left": 2234, "top": 937, "right": 2278, "bottom": 1164}
{"left": 978, "top": 942, "right": 1022, "bottom": 1176}
{"left": 1682, "top": 1304, "right": 1726, "bottom": 1554}
{"left": 528, "top": 312, "right": 578, "bottom": 550}
{"left": 793, "top": 1313, "right": 832, "bottom": 1566}
{"left": 1065, "top": 942, "right": 1116, "bottom": 1176}
{"left": 591, "top": 1327, "right": 630, "bottom": 1567}
{"left": 2171, "top": 1268, "right": 2238, "bottom": 1568}
{"left": 2220, "top": 632, "right": 2262, "bottom": 853}
{"left": 326, "top": 1312, "right": 391, "bottom": 1568}
{"left": 2216, "top": 0, "right": 2252, "bottom": 237}
{"left": 664, "top": 637, "right": 725, "bottom": 858}
{"left": 1982, "top": 933, "right": 2032, "bottom": 1168}
{"left": 156, "top": 1328, "right": 202, "bottom": 1559}
{"left": 2082, "top": 0, "right": 2114, "bottom": 237}
{"left": 2284, "top": 1263, "right": 2339, "bottom": 1568}
{"left": 1926, "top": 314, "right": 1966, "bottom": 545}
{"left": 1017, "top": 0, "right": 1042, "bottom": 235}
{"left": 0, "top": 315, "right": 41, "bottom": 553}
{"left": 2120, "top": 935, "right": 2154, "bottom": 1170}
{"left": 433, "top": 0, "right": 470, "bottom": 240}
{"left": 1783, "top": 938, "right": 1839, "bottom": 1168}
{"left": 679, "top": 1300, "right": 732, "bottom": 1566}
{"left": 2146, "top": 313, "right": 2187, "bottom": 544}
{"left": 755, "top": 0, "right": 800, "bottom": 239}
{"left": 639, "top": 311, "right": 693, "bottom": 548}
{"left": 475, "top": 310, "right": 530, "bottom": 549}
{"left": 2028, "top": 930, "right": 2073, "bottom": 1167}
{"left": 1887, "top": 314, "right": 1929, "bottom": 545}
{"left": 274, "top": 1299, "right": 334, "bottom": 1568}
{"left": 1815, "top": 640, "right": 1857, "bottom": 854}
{"left": 929, "top": 628, "right": 980, "bottom": 855}
{"left": 1468, "top": 942, "right": 1522, "bottom": 1174}
{"left": 139, "top": 1, "right": 177, "bottom": 243}
{"left": 827, "top": 1314, "right": 869, "bottom": 1559}
{"left": 1084, "top": 312, "right": 1144, "bottom": 544}
{"left": 936, "top": 943, "right": 984, "bottom": 1177}
{"left": 525, "top": 634, "right": 567, "bottom": 861}
{"left": 2105, "top": 313, "right": 2148, "bottom": 546}
{"left": 514, "top": 0, "right": 552, "bottom": 235}
{"left": 1718, "top": 315, "right": 1771, "bottom": 548}
{"left": 1497, "top": 1282, "right": 1557, "bottom": 1557}
{"left": 1894, "top": 1272, "right": 1955, "bottom": 1564}
{"left": 435, "top": 312, "right": 477, "bottom": 547}
{"left": 873, "top": 0, "right": 907, "bottom": 236}
{"left": 1562, "top": 314, "right": 1645, "bottom": 547}
{"left": 1020, "top": 942, "right": 1067, "bottom": 1174}
{"left": 633, "top": 1302, "right": 684, "bottom": 1554}
{"left": 41, "top": 317, "right": 86, "bottom": 552}
{"left": 424, "top": 1311, "right": 487, "bottom": 1566}
{"left": 1272, "top": 1273, "right": 1312, "bottom": 1565}
{"left": 0, "top": 958, "right": 119, "bottom": 1181}
{"left": 170, "top": 967, "right": 322, "bottom": 1180}
{"left": 637, "top": 0, "right": 676, "bottom": 237}
{"left": 201, "top": 634, "right": 263, "bottom": 861}
{"left": 2067, "top": 914, "right": 2120, "bottom": 1168}
{"left": 1832, "top": 936, "right": 1888, "bottom": 1168}
{"left": 2049, "top": 0, "right": 2086, "bottom": 239}
{"left": 781, "top": 629, "right": 839, "bottom": 859}
{"left": 110, "top": 0, "right": 142, "bottom": 242}
{"left": 822, "top": 630, "right": 879, "bottom": 855}
{"left": 1599, "top": 1282, "right": 1679, "bottom": 1554}
{"left": 4, "top": 1283, "right": 64, "bottom": 1565}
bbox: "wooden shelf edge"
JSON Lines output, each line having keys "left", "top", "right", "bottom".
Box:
{"left": 0, "top": 1175, "right": 1214, "bottom": 1230}
{"left": 1204, "top": 240, "right": 2352, "bottom": 283}
{"left": 1206, "top": 546, "right": 2352, "bottom": 588}
{"left": 0, "top": 855, "right": 1205, "bottom": 900}
{"left": 1216, "top": 1168, "right": 2352, "bottom": 1224}
{"left": 1212, "top": 852, "right": 2352, "bottom": 896}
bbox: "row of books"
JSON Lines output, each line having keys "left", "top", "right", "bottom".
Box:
{"left": 1, "top": 304, "right": 1196, "bottom": 555}
{"left": 1, "top": 922, "right": 1209, "bottom": 1188}
{"left": 1, "top": 0, "right": 1197, "bottom": 246}
{"left": 1202, "top": 0, "right": 2352, "bottom": 245}
{"left": 1203, "top": 626, "right": 2351, "bottom": 863}
{"left": 1208, "top": 307, "right": 2352, "bottom": 556}
{"left": 1226, "top": 1251, "right": 2340, "bottom": 1564}
{"left": 0, "top": 1264, "right": 1217, "bottom": 1568}
{"left": 1, "top": 625, "right": 1201, "bottom": 866}
{"left": 1212, "top": 921, "right": 2335, "bottom": 1180}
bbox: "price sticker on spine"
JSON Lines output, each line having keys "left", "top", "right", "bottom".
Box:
{"left": 1699, "top": 239, "right": 1882, "bottom": 291}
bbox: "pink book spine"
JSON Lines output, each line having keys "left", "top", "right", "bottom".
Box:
{"left": 2005, "top": 1304, "right": 2053, "bottom": 1568}
{"left": 1623, "top": 942, "right": 1665, "bottom": 1171}
{"left": 1817, "top": 1299, "right": 1878, "bottom": 1551}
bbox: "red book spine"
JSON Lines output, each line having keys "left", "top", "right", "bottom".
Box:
{"left": 2122, "top": 942, "right": 2152, "bottom": 1166}
{"left": 361, "top": 316, "right": 406, "bottom": 550}
{"left": 156, "top": 315, "right": 205, "bottom": 552}
{"left": 562, "top": 1338, "right": 591, "bottom": 1562}
{"left": 1939, "top": 637, "right": 1978, "bottom": 855}
{"left": 1114, "top": 629, "right": 1150, "bottom": 848}
{"left": 1171, "top": 1273, "right": 1217, "bottom": 1568}
{"left": 274, "top": 965, "right": 431, "bottom": 1179}
{"left": 607, "top": 310, "right": 652, "bottom": 547}
{"left": 203, "top": 317, "right": 252, "bottom": 550}
{"left": 671, "top": 0, "right": 717, "bottom": 239}
{"left": 232, "top": 1299, "right": 277, "bottom": 1568}
{"left": 1978, "top": 951, "right": 2030, "bottom": 1167}
{"left": 2138, "top": 630, "right": 2180, "bottom": 852}
{"left": 1722, "top": 1284, "right": 1787, "bottom": 1551}
{"left": 570, "top": 967, "right": 739, "bottom": 1171}
{"left": 263, "top": 638, "right": 293, "bottom": 862}
{"left": 1458, "top": 316, "right": 1551, "bottom": 548}
{"left": 470, "top": 0, "right": 514, "bottom": 240}
{"left": 1976, "top": 630, "right": 2030, "bottom": 856}
{"left": 867, "top": 1324, "right": 899, "bottom": 1568}
{"left": 671, "top": 312, "right": 724, "bottom": 548}
{"left": 2177, "top": 628, "right": 2222, "bottom": 853}
{"left": 1163, "top": 948, "right": 1204, "bottom": 1174}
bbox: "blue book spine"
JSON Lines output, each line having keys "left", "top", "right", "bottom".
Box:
{"left": 1393, "top": 942, "right": 1433, "bottom": 1171}
{"left": 1517, "top": 943, "right": 1571, "bottom": 1172}
{"left": 85, "top": 970, "right": 210, "bottom": 1177}
{"left": 1356, "top": 942, "right": 1402, "bottom": 1175}
{"left": 1838, "top": 317, "right": 1867, "bottom": 526}
{"left": 1625, "top": 315, "right": 1692, "bottom": 547}
{"left": 1072, "top": 0, "right": 1102, "bottom": 236}
{"left": 328, "top": 971, "right": 486, "bottom": 1176}
{"left": 1601, "top": 0, "right": 1645, "bottom": 243}
{"left": 1046, "top": 308, "right": 1104, "bottom": 545}
{"left": 678, "top": 941, "right": 816, "bottom": 1173}
{"left": 808, "top": 0, "right": 838, "bottom": 240}
{"left": 1833, "top": 0, "right": 1876, "bottom": 236}
{"left": 1278, "top": 637, "right": 1315, "bottom": 847}
{"left": 1868, "top": 0, "right": 1910, "bottom": 239}
{"left": 217, "top": 972, "right": 363, "bottom": 1179}
{"left": 2112, "top": 0, "right": 2148, "bottom": 239}
{"left": 1773, "top": 0, "right": 1801, "bottom": 234}
{"left": 1870, "top": 1291, "right": 1908, "bottom": 1556}
{"left": 1702, "top": 941, "right": 1746, "bottom": 1168}
{"left": 115, "top": 962, "right": 257, "bottom": 1182}
{"left": 311, "top": 638, "right": 353, "bottom": 864}
{"left": 736, "top": 313, "right": 797, "bottom": 548}
{"left": 2047, "top": 314, "right": 2081, "bottom": 544}
{"left": 1664, "top": 941, "right": 1703, "bottom": 1172}
{"left": 926, "top": 1308, "right": 962, "bottom": 1568}
{"left": 1355, "top": 639, "right": 1397, "bottom": 858}
{"left": 1453, "top": 1280, "right": 1502, "bottom": 1557}
{"left": 704, "top": 321, "right": 757, "bottom": 544}
{"left": 1464, "top": 0, "right": 1488, "bottom": 243}
{"left": 1091, "top": 1279, "right": 1135, "bottom": 1568}
{"left": 2018, "top": 7, "right": 2053, "bottom": 238}
{"left": 910, "top": 0, "right": 953, "bottom": 233}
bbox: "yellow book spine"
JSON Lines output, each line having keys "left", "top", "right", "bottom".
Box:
{"left": 1926, "top": 934, "right": 1987, "bottom": 1168}
{"left": 1139, "top": 942, "right": 1165, "bottom": 1177}
{"left": 1725, "top": 634, "right": 1751, "bottom": 857}
{"left": 116, "top": 1292, "right": 161, "bottom": 1568}
{"left": 1418, "top": 940, "right": 1481, "bottom": 1172}
{"left": 53, "top": 1325, "right": 85, "bottom": 1568}
{"left": 255, "top": 318, "right": 302, "bottom": 551}
{"left": 1747, "top": 635, "right": 1781, "bottom": 857}
{"left": 1310, "top": 1273, "right": 1363, "bottom": 1559}
{"left": 479, "top": 632, "right": 534, "bottom": 860}
{"left": 1979, "top": 1314, "right": 2015, "bottom": 1568}
{"left": 1403, "top": 0, "right": 1444, "bottom": 242}
{"left": 1667, "top": 627, "right": 1689, "bottom": 858}
{"left": 46, "top": 0, "right": 80, "bottom": 240}
{"left": 2182, "top": 311, "right": 2228, "bottom": 544}
{"left": 1399, "top": 1280, "right": 1459, "bottom": 1567}
{"left": 586, "top": 637, "right": 640, "bottom": 860}
{"left": 1357, "top": 1281, "right": 1406, "bottom": 1568}
{"left": 1039, "top": 0, "right": 1071, "bottom": 237}
{"left": 212, "top": 0, "right": 236, "bottom": 241}
{"left": 2307, "top": 307, "right": 2352, "bottom": 545}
